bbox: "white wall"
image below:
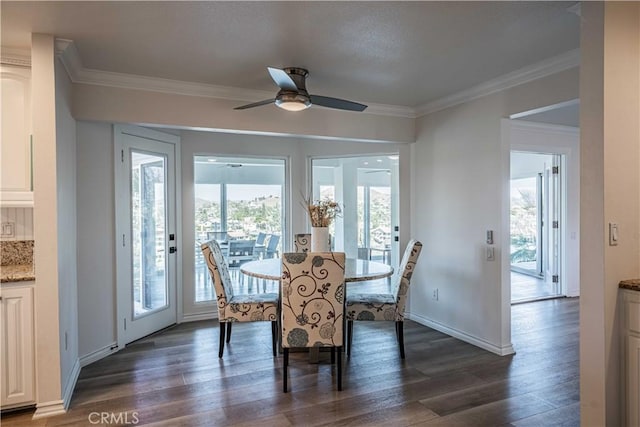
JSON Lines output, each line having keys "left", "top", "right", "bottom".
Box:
{"left": 55, "top": 50, "right": 79, "bottom": 405}
{"left": 72, "top": 84, "right": 415, "bottom": 143}
{"left": 580, "top": 3, "right": 640, "bottom": 425}
{"left": 76, "top": 121, "right": 116, "bottom": 359}
{"left": 410, "top": 67, "right": 579, "bottom": 355}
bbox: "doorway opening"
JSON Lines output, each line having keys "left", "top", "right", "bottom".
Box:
{"left": 510, "top": 151, "right": 563, "bottom": 303}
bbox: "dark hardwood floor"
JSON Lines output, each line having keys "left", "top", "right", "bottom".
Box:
{"left": 2, "top": 298, "right": 579, "bottom": 426}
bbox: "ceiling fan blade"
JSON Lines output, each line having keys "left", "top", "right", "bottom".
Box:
{"left": 233, "top": 99, "right": 275, "bottom": 110}
{"left": 267, "top": 67, "right": 298, "bottom": 91}
{"left": 310, "top": 95, "right": 368, "bottom": 112}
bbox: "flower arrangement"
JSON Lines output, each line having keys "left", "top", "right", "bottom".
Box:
{"left": 305, "top": 197, "right": 341, "bottom": 227}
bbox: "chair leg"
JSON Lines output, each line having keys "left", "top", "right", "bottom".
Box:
{"left": 218, "top": 322, "right": 226, "bottom": 358}
{"left": 337, "top": 346, "right": 343, "bottom": 391}
{"left": 347, "top": 320, "right": 353, "bottom": 357}
{"left": 226, "top": 322, "right": 232, "bottom": 343}
{"left": 283, "top": 348, "right": 289, "bottom": 393}
{"left": 271, "top": 321, "right": 278, "bottom": 357}
{"left": 397, "top": 321, "right": 405, "bottom": 359}
{"left": 331, "top": 347, "right": 335, "bottom": 364}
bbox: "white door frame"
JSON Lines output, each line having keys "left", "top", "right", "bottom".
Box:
{"left": 502, "top": 118, "right": 580, "bottom": 300}
{"left": 114, "top": 124, "right": 182, "bottom": 348}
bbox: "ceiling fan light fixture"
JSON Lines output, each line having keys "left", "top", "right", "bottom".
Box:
{"left": 275, "top": 92, "right": 311, "bottom": 111}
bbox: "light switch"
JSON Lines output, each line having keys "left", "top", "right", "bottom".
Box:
{"left": 486, "top": 246, "right": 495, "bottom": 261}
{"left": 609, "top": 223, "right": 619, "bottom": 246}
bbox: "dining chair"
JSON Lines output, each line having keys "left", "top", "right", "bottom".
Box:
{"left": 281, "top": 251, "right": 346, "bottom": 392}
{"left": 293, "top": 233, "right": 311, "bottom": 253}
{"left": 201, "top": 240, "right": 279, "bottom": 358}
{"left": 345, "top": 239, "right": 422, "bottom": 359}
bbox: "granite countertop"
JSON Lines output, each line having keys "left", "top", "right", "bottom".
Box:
{"left": 619, "top": 279, "right": 640, "bottom": 292}
{"left": 1, "top": 264, "right": 35, "bottom": 283}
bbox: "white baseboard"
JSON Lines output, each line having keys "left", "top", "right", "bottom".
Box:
{"left": 182, "top": 311, "right": 216, "bottom": 323}
{"left": 62, "top": 357, "right": 81, "bottom": 409}
{"left": 80, "top": 342, "right": 119, "bottom": 367}
{"left": 32, "top": 399, "right": 66, "bottom": 419}
{"left": 407, "top": 312, "right": 515, "bottom": 356}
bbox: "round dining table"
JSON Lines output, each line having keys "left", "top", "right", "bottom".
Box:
{"left": 240, "top": 257, "right": 394, "bottom": 283}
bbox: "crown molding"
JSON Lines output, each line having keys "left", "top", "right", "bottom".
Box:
{"left": 1, "top": 47, "right": 31, "bottom": 67}
{"left": 415, "top": 48, "right": 580, "bottom": 117}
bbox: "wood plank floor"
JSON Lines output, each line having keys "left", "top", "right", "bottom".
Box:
{"left": 2, "top": 298, "right": 579, "bottom": 426}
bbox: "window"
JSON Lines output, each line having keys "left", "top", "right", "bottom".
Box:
{"left": 193, "top": 156, "right": 286, "bottom": 302}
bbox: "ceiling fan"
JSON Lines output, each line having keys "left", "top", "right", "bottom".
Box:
{"left": 234, "top": 67, "right": 368, "bottom": 112}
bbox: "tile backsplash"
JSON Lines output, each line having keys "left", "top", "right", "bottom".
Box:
{"left": 1, "top": 207, "right": 34, "bottom": 241}
{"left": 1, "top": 240, "right": 34, "bottom": 265}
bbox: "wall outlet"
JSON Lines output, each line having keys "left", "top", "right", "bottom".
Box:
{"left": 1, "top": 222, "right": 15, "bottom": 238}
{"left": 432, "top": 288, "right": 439, "bottom": 301}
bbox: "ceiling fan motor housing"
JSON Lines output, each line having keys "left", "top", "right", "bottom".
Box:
{"left": 276, "top": 68, "right": 310, "bottom": 105}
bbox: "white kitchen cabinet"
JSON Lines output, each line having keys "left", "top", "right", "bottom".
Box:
{"left": 1, "top": 65, "right": 33, "bottom": 207}
{"left": 622, "top": 288, "right": 640, "bottom": 426}
{"left": 0, "top": 284, "right": 35, "bottom": 409}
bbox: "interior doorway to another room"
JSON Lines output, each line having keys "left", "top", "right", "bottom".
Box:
{"left": 510, "top": 151, "right": 563, "bottom": 303}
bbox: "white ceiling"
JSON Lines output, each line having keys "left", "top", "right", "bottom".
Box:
{"left": 1, "top": 1, "right": 580, "bottom": 109}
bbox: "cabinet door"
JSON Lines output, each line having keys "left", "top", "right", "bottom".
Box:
{"left": 1, "top": 66, "right": 32, "bottom": 193}
{"left": 0, "top": 286, "right": 35, "bottom": 408}
{"left": 629, "top": 334, "right": 640, "bottom": 427}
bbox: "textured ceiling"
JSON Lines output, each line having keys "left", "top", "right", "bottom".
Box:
{"left": 1, "top": 1, "right": 580, "bottom": 108}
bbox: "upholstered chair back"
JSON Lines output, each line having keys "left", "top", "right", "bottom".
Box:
{"left": 281, "top": 252, "right": 346, "bottom": 348}
{"left": 201, "top": 240, "right": 236, "bottom": 319}
{"left": 392, "top": 240, "right": 422, "bottom": 320}
{"left": 294, "top": 233, "right": 311, "bottom": 253}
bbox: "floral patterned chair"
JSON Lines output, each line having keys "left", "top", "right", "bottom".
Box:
{"left": 293, "top": 233, "right": 311, "bottom": 253}
{"left": 201, "top": 240, "right": 279, "bottom": 358}
{"left": 281, "top": 251, "right": 346, "bottom": 392}
{"left": 345, "top": 239, "right": 422, "bottom": 359}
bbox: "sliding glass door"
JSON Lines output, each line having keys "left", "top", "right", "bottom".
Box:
{"left": 193, "top": 156, "right": 286, "bottom": 302}
{"left": 311, "top": 155, "right": 399, "bottom": 268}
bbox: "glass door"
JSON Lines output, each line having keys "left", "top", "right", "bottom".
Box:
{"left": 115, "top": 126, "right": 178, "bottom": 346}
{"left": 510, "top": 151, "right": 562, "bottom": 302}
{"left": 311, "top": 155, "right": 399, "bottom": 269}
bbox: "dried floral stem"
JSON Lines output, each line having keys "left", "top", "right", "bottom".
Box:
{"left": 303, "top": 196, "right": 341, "bottom": 227}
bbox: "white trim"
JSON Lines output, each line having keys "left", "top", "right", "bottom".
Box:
{"left": 32, "top": 400, "right": 66, "bottom": 419}
{"left": 79, "top": 342, "right": 119, "bottom": 367}
{"left": 182, "top": 312, "right": 217, "bottom": 323}
{"left": 416, "top": 49, "right": 580, "bottom": 117}
{"left": 510, "top": 99, "right": 579, "bottom": 121}
{"left": 1, "top": 47, "right": 31, "bottom": 67}
{"left": 408, "top": 312, "right": 516, "bottom": 356}
{"left": 61, "top": 358, "right": 81, "bottom": 409}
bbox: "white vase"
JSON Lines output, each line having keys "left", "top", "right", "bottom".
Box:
{"left": 311, "top": 227, "right": 330, "bottom": 252}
